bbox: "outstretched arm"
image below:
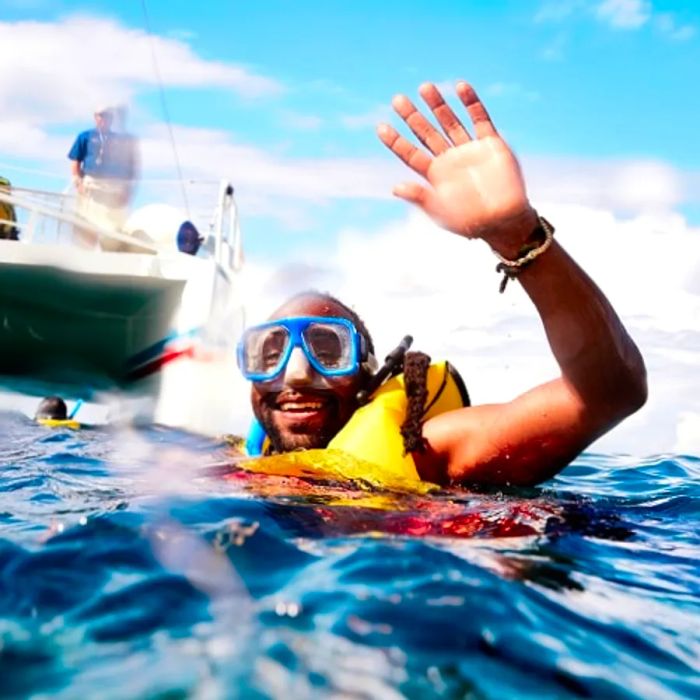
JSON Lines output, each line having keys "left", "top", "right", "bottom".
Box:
{"left": 377, "top": 82, "right": 647, "bottom": 486}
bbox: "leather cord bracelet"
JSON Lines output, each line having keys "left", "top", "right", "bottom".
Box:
{"left": 494, "top": 215, "right": 555, "bottom": 293}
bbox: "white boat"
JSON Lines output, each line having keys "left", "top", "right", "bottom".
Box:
{"left": 0, "top": 180, "right": 245, "bottom": 435}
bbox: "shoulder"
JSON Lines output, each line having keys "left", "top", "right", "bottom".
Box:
{"left": 70, "top": 129, "right": 95, "bottom": 149}
{"left": 414, "top": 405, "right": 481, "bottom": 484}
{"left": 77, "top": 129, "right": 96, "bottom": 141}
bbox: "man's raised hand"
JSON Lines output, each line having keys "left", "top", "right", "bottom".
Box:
{"left": 377, "top": 81, "right": 537, "bottom": 248}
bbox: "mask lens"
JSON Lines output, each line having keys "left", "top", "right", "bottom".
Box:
{"left": 242, "top": 325, "right": 290, "bottom": 378}
{"left": 303, "top": 322, "right": 353, "bottom": 371}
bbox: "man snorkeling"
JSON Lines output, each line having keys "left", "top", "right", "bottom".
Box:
{"left": 237, "top": 81, "right": 647, "bottom": 487}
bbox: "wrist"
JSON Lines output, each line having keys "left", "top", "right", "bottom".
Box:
{"left": 485, "top": 206, "right": 540, "bottom": 259}
{"left": 493, "top": 214, "right": 555, "bottom": 293}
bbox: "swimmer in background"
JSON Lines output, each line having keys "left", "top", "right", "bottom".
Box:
{"left": 35, "top": 396, "right": 82, "bottom": 429}
{"left": 35, "top": 396, "right": 68, "bottom": 421}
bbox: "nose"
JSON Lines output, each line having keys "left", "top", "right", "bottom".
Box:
{"left": 283, "top": 346, "right": 315, "bottom": 385}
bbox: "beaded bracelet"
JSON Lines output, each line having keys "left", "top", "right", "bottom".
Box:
{"left": 494, "top": 216, "right": 555, "bottom": 293}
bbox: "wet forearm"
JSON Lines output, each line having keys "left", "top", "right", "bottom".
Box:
{"left": 514, "top": 240, "right": 647, "bottom": 414}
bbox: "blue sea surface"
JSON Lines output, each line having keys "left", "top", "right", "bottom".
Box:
{"left": 0, "top": 409, "right": 698, "bottom": 699}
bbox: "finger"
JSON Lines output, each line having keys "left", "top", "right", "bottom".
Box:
{"left": 418, "top": 82, "right": 472, "bottom": 145}
{"left": 456, "top": 81, "right": 498, "bottom": 139}
{"left": 377, "top": 123, "right": 431, "bottom": 178}
{"left": 392, "top": 94, "right": 450, "bottom": 156}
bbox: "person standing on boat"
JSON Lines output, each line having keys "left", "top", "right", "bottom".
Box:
{"left": 0, "top": 176, "right": 20, "bottom": 240}
{"left": 236, "top": 80, "right": 648, "bottom": 488}
{"left": 68, "top": 105, "right": 139, "bottom": 249}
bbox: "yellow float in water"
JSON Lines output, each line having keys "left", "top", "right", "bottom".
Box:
{"left": 36, "top": 418, "right": 81, "bottom": 430}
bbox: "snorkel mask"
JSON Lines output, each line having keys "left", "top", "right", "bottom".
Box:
{"left": 237, "top": 315, "right": 374, "bottom": 382}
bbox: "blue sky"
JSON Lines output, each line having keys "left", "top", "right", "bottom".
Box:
{"left": 2, "top": 0, "right": 699, "bottom": 255}
{"left": 1, "top": 0, "right": 699, "bottom": 452}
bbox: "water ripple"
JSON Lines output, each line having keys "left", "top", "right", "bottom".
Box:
{"left": 0, "top": 411, "right": 698, "bottom": 699}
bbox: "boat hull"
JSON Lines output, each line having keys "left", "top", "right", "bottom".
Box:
{"left": 0, "top": 259, "right": 184, "bottom": 389}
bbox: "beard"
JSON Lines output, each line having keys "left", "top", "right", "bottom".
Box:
{"left": 255, "top": 394, "right": 351, "bottom": 454}
{"left": 259, "top": 411, "right": 338, "bottom": 453}
{"left": 251, "top": 369, "right": 369, "bottom": 454}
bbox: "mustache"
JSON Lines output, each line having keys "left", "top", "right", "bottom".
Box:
{"left": 265, "top": 389, "right": 337, "bottom": 407}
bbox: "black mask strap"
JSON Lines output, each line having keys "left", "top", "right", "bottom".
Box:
{"left": 356, "top": 335, "right": 413, "bottom": 405}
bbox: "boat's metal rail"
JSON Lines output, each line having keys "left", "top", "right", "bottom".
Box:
{"left": 0, "top": 186, "right": 158, "bottom": 253}
{"left": 210, "top": 181, "right": 244, "bottom": 274}
{"left": 0, "top": 180, "right": 243, "bottom": 274}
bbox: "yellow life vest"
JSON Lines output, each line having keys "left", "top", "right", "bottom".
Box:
{"left": 238, "top": 361, "right": 468, "bottom": 492}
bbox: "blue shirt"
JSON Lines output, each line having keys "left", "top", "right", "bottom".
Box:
{"left": 68, "top": 128, "right": 136, "bottom": 179}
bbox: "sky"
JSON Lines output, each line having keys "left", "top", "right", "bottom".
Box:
{"left": 1, "top": 0, "right": 699, "bottom": 455}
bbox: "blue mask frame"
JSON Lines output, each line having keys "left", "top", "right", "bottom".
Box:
{"left": 237, "top": 315, "right": 367, "bottom": 382}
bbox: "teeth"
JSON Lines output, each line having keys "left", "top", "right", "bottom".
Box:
{"left": 279, "top": 401, "right": 324, "bottom": 411}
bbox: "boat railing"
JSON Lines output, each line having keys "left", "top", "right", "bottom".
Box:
{"left": 209, "top": 180, "right": 243, "bottom": 275}
{"left": 1, "top": 186, "right": 76, "bottom": 245}
{"left": 0, "top": 178, "right": 243, "bottom": 271}
{"left": 0, "top": 186, "right": 159, "bottom": 253}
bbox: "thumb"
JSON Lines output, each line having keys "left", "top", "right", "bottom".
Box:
{"left": 393, "top": 182, "right": 430, "bottom": 206}
{"left": 393, "top": 182, "right": 440, "bottom": 218}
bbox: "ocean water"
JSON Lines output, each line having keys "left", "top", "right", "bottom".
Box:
{"left": 0, "top": 410, "right": 698, "bottom": 700}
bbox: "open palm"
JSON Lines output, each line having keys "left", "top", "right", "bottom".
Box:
{"left": 378, "top": 82, "right": 531, "bottom": 242}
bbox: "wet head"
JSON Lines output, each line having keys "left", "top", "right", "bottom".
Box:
{"left": 35, "top": 396, "right": 67, "bottom": 421}
{"left": 250, "top": 293, "right": 374, "bottom": 453}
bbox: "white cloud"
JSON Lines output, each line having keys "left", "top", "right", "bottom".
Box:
{"left": 535, "top": 1, "right": 587, "bottom": 24}
{"left": 138, "top": 123, "right": 400, "bottom": 201}
{"left": 3, "top": 109, "right": 698, "bottom": 244}
{"left": 340, "top": 106, "right": 393, "bottom": 130}
{"left": 0, "top": 16, "right": 281, "bottom": 125}
{"left": 0, "top": 121, "right": 58, "bottom": 162}
{"left": 0, "top": 119, "right": 402, "bottom": 229}
{"left": 277, "top": 111, "right": 324, "bottom": 131}
{"left": 238, "top": 203, "right": 700, "bottom": 455}
{"left": 523, "top": 156, "right": 688, "bottom": 215}
{"left": 3, "top": 0, "right": 49, "bottom": 7}
{"left": 596, "top": 0, "right": 652, "bottom": 29}
{"left": 676, "top": 412, "right": 700, "bottom": 454}
{"left": 485, "top": 82, "right": 540, "bottom": 102}
{"left": 540, "top": 32, "right": 569, "bottom": 61}
{"left": 433, "top": 80, "right": 460, "bottom": 97}
{"left": 654, "top": 12, "right": 696, "bottom": 41}
{"left": 537, "top": 0, "right": 695, "bottom": 40}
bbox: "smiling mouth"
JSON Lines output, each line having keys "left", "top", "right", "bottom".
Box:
{"left": 278, "top": 400, "right": 326, "bottom": 412}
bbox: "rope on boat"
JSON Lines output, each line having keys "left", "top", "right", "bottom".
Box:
{"left": 139, "top": 0, "right": 191, "bottom": 219}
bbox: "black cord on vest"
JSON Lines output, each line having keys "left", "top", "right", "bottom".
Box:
{"left": 356, "top": 335, "right": 413, "bottom": 405}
